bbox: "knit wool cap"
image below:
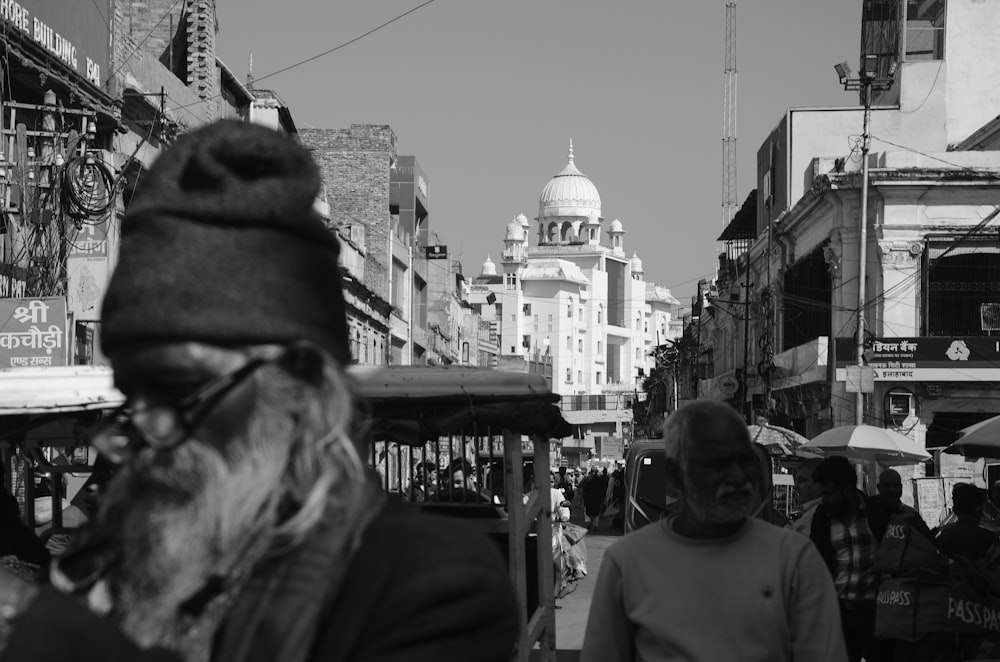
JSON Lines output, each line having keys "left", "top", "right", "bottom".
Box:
{"left": 101, "top": 120, "right": 351, "bottom": 365}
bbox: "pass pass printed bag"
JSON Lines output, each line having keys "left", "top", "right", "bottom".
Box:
{"left": 875, "top": 575, "right": 1000, "bottom": 642}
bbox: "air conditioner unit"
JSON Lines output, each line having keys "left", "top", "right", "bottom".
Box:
{"left": 981, "top": 303, "right": 1000, "bottom": 331}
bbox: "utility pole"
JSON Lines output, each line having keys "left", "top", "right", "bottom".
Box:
{"left": 836, "top": 56, "right": 894, "bottom": 425}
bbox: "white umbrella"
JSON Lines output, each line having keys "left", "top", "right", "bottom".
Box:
{"left": 800, "top": 424, "right": 932, "bottom": 466}
{"left": 943, "top": 414, "right": 1000, "bottom": 459}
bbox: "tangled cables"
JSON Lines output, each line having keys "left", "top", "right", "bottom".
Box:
{"left": 61, "top": 153, "right": 115, "bottom": 219}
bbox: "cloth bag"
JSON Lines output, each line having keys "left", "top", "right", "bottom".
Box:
{"left": 875, "top": 574, "right": 1000, "bottom": 642}
{"left": 872, "top": 514, "right": 947, "bottom": 575}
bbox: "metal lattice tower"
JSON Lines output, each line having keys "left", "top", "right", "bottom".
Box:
{"left": 722, "top": 1, "right": 738, "bottom": 227}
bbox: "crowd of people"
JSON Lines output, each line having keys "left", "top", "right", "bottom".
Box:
{"left": 1, "top": 120, "right": 998, "bottom": 662}
{"left": 581, "top": 399, "right": 1000, "bottom": 662}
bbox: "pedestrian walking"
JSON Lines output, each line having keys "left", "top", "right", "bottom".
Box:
{"left": 581, "top": 468, "right": 606, "bottom": 532}
{"left": 788, "top": 458, "right": 824, "bottom": 536}
{"left": 809, "top": 455, "right": 893, "bottom": 662}
{"left": 0, "top": 120, "right": 517, "bottom": 662}
{"left": 582, "top": 399, "right": 847, "bottom": 662}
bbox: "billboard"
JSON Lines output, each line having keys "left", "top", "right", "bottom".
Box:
{"left": 0, "top": 0, "right": 112, "bottom": 91}
{"left": 835, "top": 336, "right": 1000, "bottom": 382}
{"left": 0, "top": 296, "right": 68, "bottom": 367}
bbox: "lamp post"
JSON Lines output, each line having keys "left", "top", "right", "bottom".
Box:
{"left": 835, "top": 56, "right": 894, "bottom": 426}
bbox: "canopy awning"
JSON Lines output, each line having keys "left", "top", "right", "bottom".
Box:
{"left": 0, "top": 366, "right": 124, "bottom": 415}
{"left": 0, "top": 364, "right": 572, "bottom": 442}
{"left": 350, "top": 365, "right": 572, "bottom": 444}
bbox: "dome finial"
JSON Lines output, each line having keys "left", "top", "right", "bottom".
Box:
{"left": 568, "top": 138, "right": 574, "bottom": 165}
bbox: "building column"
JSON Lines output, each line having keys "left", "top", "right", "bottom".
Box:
{"left": 877, "top": 240, "right": 924, "bottom": 335}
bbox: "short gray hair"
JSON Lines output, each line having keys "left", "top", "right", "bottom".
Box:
{"left": 663, "top": 400, "right": 749, "bottom": 472}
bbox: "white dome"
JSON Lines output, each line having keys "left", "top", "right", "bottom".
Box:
{"left": 515, "top": 213, "right": 530, "bottom": 227}
{"left": 505, "top": 219, "right": 525, "bottom": 241}
{"left": 481, "top": 255, "right": 497, "bottom": 276}
{"left": 538, "top": 140, "right": 601, "bottom": 219}
{"left": 609, "top": 218, "right": 624, "bottom": 233}
{"left": 630, "top": 252, "right": 644, "bottom": 273}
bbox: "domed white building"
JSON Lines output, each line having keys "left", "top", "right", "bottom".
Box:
{"left": 469, "top": 141, "right": 681, "bottom": 462}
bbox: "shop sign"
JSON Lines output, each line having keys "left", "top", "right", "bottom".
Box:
{"left": 0, "top": 296, "right": 68, "bottom": 367}
{"left": 66, "top": 217, "right": 109, "bottom": 321}
{"left": 835, "top": 336, "right": 1000, "bottom": 369}
{"left": 1, "top": 0, "right": 111, "bottom": 90}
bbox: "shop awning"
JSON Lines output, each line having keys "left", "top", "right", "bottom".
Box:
{"left": 0, "top": 366, "right": 124, "bottom": 415}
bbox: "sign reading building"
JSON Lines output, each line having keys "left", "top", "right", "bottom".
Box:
{"left": 425, "top": 245, "right": 447, "bottom": 259}
{"left": 0, "top": 296, "right": 68, "bottom": 367}
{"left": 0, "top": 0, "right": 111, "bottom": 90}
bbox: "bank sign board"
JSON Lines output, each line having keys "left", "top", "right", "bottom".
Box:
{"left": 0, "top": 296, "right": 68, "bottom": 368}
{"left": 0, "top": 0, "right": 111, "bottom": 91}
{"left": 834, "top": 337, "right": 1000, "bottom": 382}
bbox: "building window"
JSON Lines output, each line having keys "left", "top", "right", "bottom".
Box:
{"left": 462, "top": 342, "right": 470, "bottom": 363}
{"left": 590, "top": 228, "right": 596, "bottom": 241}
{"left": 522, "top": 334, "right": 531, "bottom": 349}
{"left": 566, "top": 336, "right": 572, "bottom": 350}
{"left": 511, "top": 314, "right": 516, "bottom": 322}
{"left": 577, "top": 339, "right": 583, "bottom": 353}
{"left": 565, "top": 368, "right": 572, "bottom": 383}
{"left": 597, "top": 306, "right": 603, "bottom": 324}
{"left": 597, "top": 340, "right": 602, "bottom": 353}
{"left": 905, "top": 0, "right": 945, "bottom": 61}
{"left": 596, "top": 371, "right": 602, "bottom": 384}
{"left": 567, "top": 299, "right": 573, "bottom": 318}
{"left": 523, "top": 303, "right": 532, "bottom": 315}
{"left": 636, "top": 348, "right": 641, "bottom": 360}
{"left": 578, "top": 308, "right": 583, "bottom": 322}
{"left": 577, "top": 370, "right": 583, "bottom": 383}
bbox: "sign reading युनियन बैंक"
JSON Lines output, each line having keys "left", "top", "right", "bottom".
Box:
{"left": 0, "top": 0, "right": 111, "bottom": 89}
{"left": 834, "top": 336, "right": 1000, "bottom": 382}
{"left": 0, "top": 297, "right": 68, "bottom": 368}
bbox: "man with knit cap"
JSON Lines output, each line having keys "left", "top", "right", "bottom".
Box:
{"left": 0, "top": 120, "right": 517, "bottom": 662}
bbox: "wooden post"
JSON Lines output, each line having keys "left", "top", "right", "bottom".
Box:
{"left": 503, "top": 427, "right": 528, "bottom": 661}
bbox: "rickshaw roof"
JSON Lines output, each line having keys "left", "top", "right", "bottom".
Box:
{"left": 0, "top": 364, "right": 572, "bottom": 443}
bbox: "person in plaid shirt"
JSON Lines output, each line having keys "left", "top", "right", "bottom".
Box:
{"left": 809, "top": 456, "right": 892, "bottom": 662}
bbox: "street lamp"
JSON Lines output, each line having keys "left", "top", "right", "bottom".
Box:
{"left": 835, "top": 58, "right": 894, "bottom": 425}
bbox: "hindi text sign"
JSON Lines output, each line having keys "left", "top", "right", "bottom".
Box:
{"left": 0, "top": 296, "right": 68, "bottom": 368}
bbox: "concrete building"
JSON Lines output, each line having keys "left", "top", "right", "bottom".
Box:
{"left": 709, "top": 0, "right": 1000, "bottom": 487}
{"left": 469, "top": 143, "right": 682, "bottom": 464}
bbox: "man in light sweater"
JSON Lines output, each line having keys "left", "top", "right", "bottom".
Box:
{"left": 581, "top": 400, "right": 847, "bottom": 662}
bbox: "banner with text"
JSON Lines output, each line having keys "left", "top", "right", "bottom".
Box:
{"left": 835, "top": 336, "right": 1000, "bottom": 382}
{"left": 0, "top": 296, "right": 68, "bottom": 368}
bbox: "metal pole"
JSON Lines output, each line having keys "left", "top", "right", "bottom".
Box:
{"left": 743, "top": 276, "right": 751, "bottom": 423}
{"left": 855, "top": 81, "right": 872, "bottom": 426}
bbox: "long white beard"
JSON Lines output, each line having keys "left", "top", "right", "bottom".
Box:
{"left": 89, "top": 423, "right": 291, "bottom": 654}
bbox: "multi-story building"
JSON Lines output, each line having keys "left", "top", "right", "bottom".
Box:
{"left": 469, "top": 143, "right": 682, "bottom": 464}
{"left": 707, "top": 0, "right": 1000, "bottom": 487}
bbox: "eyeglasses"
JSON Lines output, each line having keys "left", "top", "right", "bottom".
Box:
{"left": 92, "top": 358, "right": 270, "bottom": 463}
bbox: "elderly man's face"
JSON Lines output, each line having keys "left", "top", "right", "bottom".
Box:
{"left": 97, "top": 343, "right": 273, "bottom": 461}
{"left": 680, "top": 432, "right": 758, "bottom": 525}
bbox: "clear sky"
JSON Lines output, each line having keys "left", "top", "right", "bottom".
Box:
{"left": 214, "top": 0, "right": 862, "bottom": 304}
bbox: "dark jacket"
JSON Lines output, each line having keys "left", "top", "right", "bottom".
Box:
{"left": 3, "top": 500, "right": 518, "bottom": 662}
{"left": 810, "top": 491, "right": 891, "bottom": 576}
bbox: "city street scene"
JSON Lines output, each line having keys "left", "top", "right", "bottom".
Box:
{"left": 2, "top": 0, "right": 1000, "bottom": 660}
